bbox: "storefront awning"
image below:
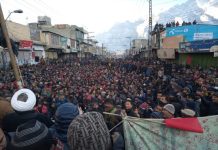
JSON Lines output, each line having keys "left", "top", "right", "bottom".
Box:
{"left": 33, "top": 45, "right": 44, "bottom": 51}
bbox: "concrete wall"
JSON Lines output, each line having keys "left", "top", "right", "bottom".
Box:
{"left": 6, "top": 21, "right": 31, "bottom": 41}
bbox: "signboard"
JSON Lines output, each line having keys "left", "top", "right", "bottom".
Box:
{"left": 162, "top": 36, "right": 183, "bottom": 49}
{"left": 157, "top": 49, "right": 175, "bottom": 59}
{"left": 194, "top": 33, "right": 213, "bottom": 40}
{"left": 179, "top": 39, "right": 218, "bottom": 53}
{"left": 124, "top": 116, "right": 218, "bottom": 150}
{"left": 166, "top": 24, "right": 218, "bottom": 42}
{"left": 19, "top": 40, "right": 33, "bottom": 49}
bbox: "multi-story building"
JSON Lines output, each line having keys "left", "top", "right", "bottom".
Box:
{"left": 6, "top": 21, "right": 45, "bottom": 65}
{"left": 155, "top": 24, "right": 218, "bottom": 67}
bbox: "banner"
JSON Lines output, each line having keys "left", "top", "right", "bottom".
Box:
{"left": 123, "top": 116, "right": 218, "bottom": 150}
{"left": 166, "top": 24, "right": 218, "bottom": 42}
{"left": 179, "top": 39, "right": 218, "bottom": 53}
{"left": 19, "top": 40, "right": 33, "bottom": 49}
{"left": 162, "top": 36, "right": 183, "bottom": 49}
{"left": 194, "top": 33, "right": 213, "bottom": 40}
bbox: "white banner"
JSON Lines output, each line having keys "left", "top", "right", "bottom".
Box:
{"left": 194, "top": 33, "right": 213, "bottom": 40}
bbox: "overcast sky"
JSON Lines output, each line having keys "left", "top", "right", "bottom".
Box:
{"left": 1, "top": 0, "right": 188, "bottom": 35}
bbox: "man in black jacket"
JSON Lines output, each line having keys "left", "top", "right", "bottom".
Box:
{"left": 201, "top": 92, "right": 218, "bottom": 116}
{"left": 2, "top": 89, "right": 53, "bottom": 132}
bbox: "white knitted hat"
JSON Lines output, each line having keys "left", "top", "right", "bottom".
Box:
{"left": 11, "top": 89, "right": 36, "bottom": 112}
{"left": 163, "top": 104, "right": 175, "bottom": 115}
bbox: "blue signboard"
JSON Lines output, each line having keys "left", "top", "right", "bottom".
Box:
{"left": 166, "top": 24, "right": 218, "bottom": 42}
{"left": 179, "top": 39, "right": 218, "bottom": 53}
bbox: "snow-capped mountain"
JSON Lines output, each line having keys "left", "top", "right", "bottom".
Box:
{"left": 96, "top": 0, "right": 218, "bottom": 52}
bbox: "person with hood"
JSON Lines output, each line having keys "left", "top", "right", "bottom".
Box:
{"left": 2, "top": 89, "right": 53, "bottom": 132}
{"left": 50, "top": 103, "right": 79, "bottom": 150}
{"left": 67, "top": 112, "right": 112, "bottom": 150}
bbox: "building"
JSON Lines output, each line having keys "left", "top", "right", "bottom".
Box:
{"left": 154, "top": 24, "right": 218, "bottom": 67}
{"left": 6, "top": 21, "right": 33, "bottom": 65}
{"left": 81, "top": 39, "right": 98, "bottom": 58}
{"left": 38, "top": 16, "right": 51, "bottom": 26}
{"left": 131, "top": 39, "right": 147, "bottom": 58}
{"left": 38, "top": 24, "right": 88, "bottom": 59}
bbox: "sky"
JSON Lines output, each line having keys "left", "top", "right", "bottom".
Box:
{"left": 0, "top": 0, "right": 188, "bottom": 36}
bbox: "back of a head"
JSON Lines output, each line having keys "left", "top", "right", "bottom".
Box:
{"left": 67, "top": 112, "right": 111, "bottom": 150}
{"left": 9, "top": 120, "right": 53, "bottom": 150}
{"left": 0, "top": 99, "right": 14, "bottom": 124}
{"left": 55, "top": 103, "right": 79, "bottom": 142}
{"left": 0, "top": 128, "right": 7, "bottom": 149}
{"left": 10, "top": 89, "right": 36, "bottom": 112}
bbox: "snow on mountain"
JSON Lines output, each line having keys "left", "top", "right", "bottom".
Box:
{"left": 96, "top": 0, "right": 218, "bottom": 52}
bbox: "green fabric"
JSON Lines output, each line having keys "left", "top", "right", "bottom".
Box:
{"left": 178, "top": 53, "right": 218, "bottom": 68}
{"left": 123, "top": 116, "right": 218, "bottom": 150}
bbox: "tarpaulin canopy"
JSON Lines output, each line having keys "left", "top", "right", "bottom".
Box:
{"left": 123, "top": 115, "right": 218, "bottom": 150}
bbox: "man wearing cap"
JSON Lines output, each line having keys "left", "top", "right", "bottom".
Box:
{"left": 2, "top": 89, "right": 53, "bottom": 132}
{"left": 181, "top": 108, "right": 196, "bottom": 118}
{"left": 162, "top": 104, "right": 175, "bottom": 119}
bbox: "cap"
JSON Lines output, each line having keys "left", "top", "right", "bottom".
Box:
{"left": 181, "top": 109, "right": 196, "bottom": 117}
{"left": 163, "top": 104, "right": 175, "bottom": 115}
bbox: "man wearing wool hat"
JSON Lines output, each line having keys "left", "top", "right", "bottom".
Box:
{"left": 162, "top": 104, "right": 175, "bottom": 119}
{"left": 8, "top": 120, "right": 55, "bottom": 150}
{"left": 2, "top": 89, "right": 53, "bottom": 132}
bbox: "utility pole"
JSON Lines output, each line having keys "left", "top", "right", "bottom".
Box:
{"left": 102, "top": 43, "right": 103, "bottom": 56}
{"left": 148, "top": 0, "right": 152, "bottom": 59}
{"left": 0, "top": 4, "right": 23, "bottom": 88}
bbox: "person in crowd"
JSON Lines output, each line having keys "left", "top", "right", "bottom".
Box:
{"left": 50, "top": 103, "right": 79, "bottom": 150}
{"left": 104, "top": 99, "right": 122, "bottom": 131}
{"left": 124, "top": 99, "right": 138, "bottom": 117}
{"left": 67, "top": 112, "right": 112, "bottom": 150}
{"left": 176, "top": 21, "right": 180, "bottom": 26}
{"left": 201, "top": 92, "right": 218, "bottom": 116}
{"left": 193, "top": 20, "right": 197, "bottom": 24}
{"left": 0, "top": 56, "right": 217, "bottom": 128}
{"left": 54, "top": 92, "right": 68, "bottom": 108}
{"left": 0, "top": 128, "right": 7, "bottom": 150}
{"left": 7, "top": 120, "right": 59, "bottom": 150}
{"left": 0, "top": 99, "right": 14, "bottom": 127}
{"left": 181, "top": 108, "right": 196, "bottom": 117}
{"left": 162, "top": 104, "right": 175, "bottom": 119}
{"left": 2, "top": 89, "right": 53, "bottom": 132}
{"left": 34, "top": 100, "right": 49, "bottom": 116}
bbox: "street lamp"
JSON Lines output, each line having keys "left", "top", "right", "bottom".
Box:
{"left": 5, "top": 9, "right": 23, "bottom": 20}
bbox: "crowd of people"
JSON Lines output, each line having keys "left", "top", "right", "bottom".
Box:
{"left": 166, "top": 20, "right": 197, "bottom": 28}
{"left": 0, "top": 57, "right": 218, "bottom": 150}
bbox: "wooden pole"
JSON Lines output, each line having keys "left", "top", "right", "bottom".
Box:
{"left": 0, "top": 3, "right": 23, "bottom": 89}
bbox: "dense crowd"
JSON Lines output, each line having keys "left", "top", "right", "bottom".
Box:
{"left": 0, "top": 57, "right": 218, "bottom": 150}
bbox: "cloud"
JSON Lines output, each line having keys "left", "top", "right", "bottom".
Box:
{"left": 196, "top": 0, "right": 218, "bottom": 19}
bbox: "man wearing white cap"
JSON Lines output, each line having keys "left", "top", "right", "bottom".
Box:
{"left": 181, "top": 109, "right": 196, "bottom": 118}
{"left": 162, "top": 104, "right": 175, "bottom": 119}
{"left": 2, "top": 89, "right": 53, "bottom": 132}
